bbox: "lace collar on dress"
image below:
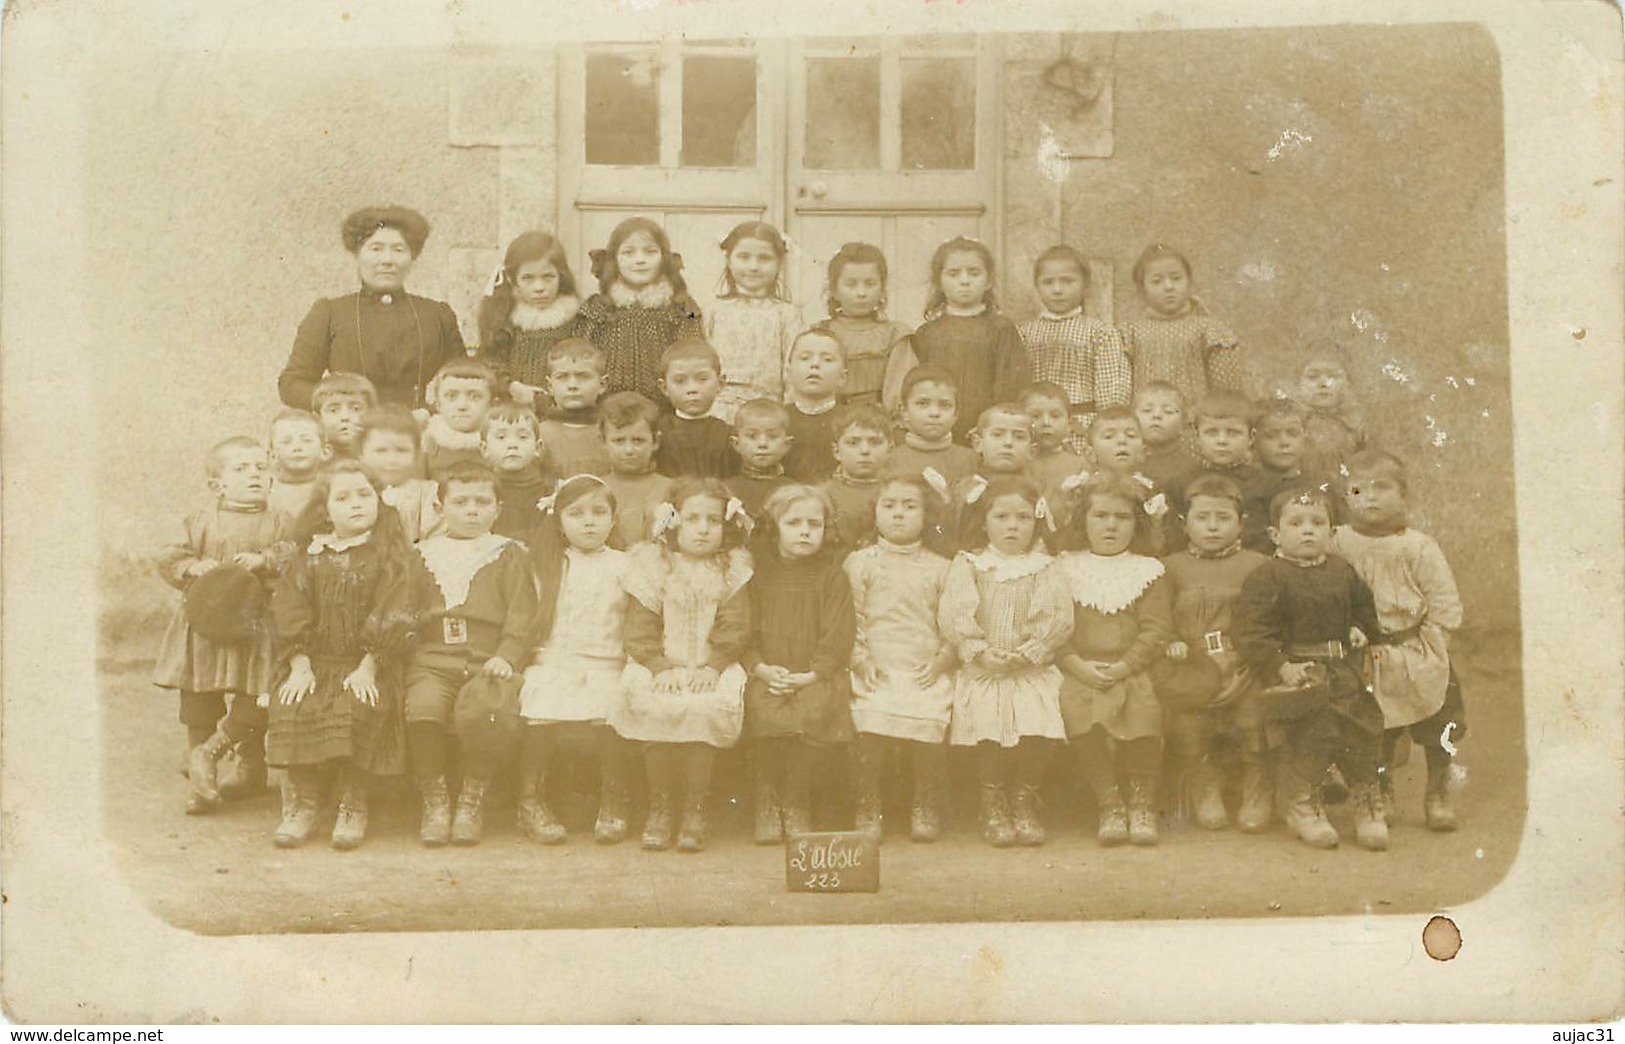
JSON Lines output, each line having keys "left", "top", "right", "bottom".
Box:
{"left": 962, "top": 546, "right": 1053, "bottom": 582}
{"left": 510, "top": 295, "right": 580, "bottom": 332}
{"left": 608, "top": 279, "right": 675, "bottom": 309}
{"left": 424, "top": 414, "right": 484, "bottom": 451}
{"left": 307, "top": 531, "right": 372, "bottom": 555}
{"left": 1063, "top": 551, "right": 1164, "bottom": 614}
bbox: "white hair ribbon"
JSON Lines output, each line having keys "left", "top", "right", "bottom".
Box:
{"left": 651, "top": 502, "right": 679, "bottom": 539}
{"left": 1035, "top": 496, "right": 1057, "bottom": 532}
{"left": 1144, "top": 492, "right": 1168, "bottom": 518}
{"left": 1132, "top": 472, "right": 1155, "bottom": 491}
{"left": 963, "top": 475, "right": 989, "bottom": 505}
{"left": 1060, "top": 468, "right": 1093, "bottom": 493}
{"left": 725, "top": 497, "right": 746, "bottom": 522}
{"left": 484, "top": 263, "right": 508, "bottom": 297}
{"left": 921, "top": 467, "right": 950, "bottom": 500}
{"left": 535, "top": 474, "right": 605, "bottom": 516}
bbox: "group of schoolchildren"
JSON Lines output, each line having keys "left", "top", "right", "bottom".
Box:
{"left": 154, "top": 216, "right": 1468, "bottom": 860}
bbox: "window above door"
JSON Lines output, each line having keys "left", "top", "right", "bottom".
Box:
{"left": 583, "top": 40, "right": 762, "bottom": 171}
{"left": 561, "top": 39, "right": 783, "bottom": 211}
{"left": 801, "top": 36, "right": 981, "bottom": 173}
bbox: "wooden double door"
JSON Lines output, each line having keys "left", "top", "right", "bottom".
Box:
{"left": 558, "top": 35, "right": 1002, "bottom": 329}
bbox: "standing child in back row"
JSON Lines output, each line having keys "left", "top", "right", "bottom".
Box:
{"left": 1018, "top": 245, "right": 1131, "bottom": 450}
{"left": 814, "top": 241, "right": 913, "bottom": 408}
{"left": 704, "top": 221, "right": 801, "bottom": 423}
{"left": 579, "top": 217, "right": 703, "bottom": 407}
{"left": 901, "top": 237, "right": 1031, "bottom": 443}
{"left": 476, "top": 230, "right": 585, "bottom": 412}
{"left": 1120, "top": 244, "right": 1245, "bottom": 413}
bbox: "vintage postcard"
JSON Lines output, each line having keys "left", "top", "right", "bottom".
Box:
{"left": 1, "top": 0, "right": 1620, "bottom": 1025}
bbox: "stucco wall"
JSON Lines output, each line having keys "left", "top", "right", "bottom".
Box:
{"left": 90, "top": 46, "right": 505, "bottom": 548}
{"left": 1001, "top": 24, "right": 1514, "bottom": 639}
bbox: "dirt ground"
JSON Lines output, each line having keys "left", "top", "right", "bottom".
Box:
{"left": 99, "top": 639, "right": 1524, "bottom": 936}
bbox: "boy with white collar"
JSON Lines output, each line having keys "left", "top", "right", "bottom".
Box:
{"left": 421, "top": 360, "right": 499, "bottom": 480}
{"left": 407, "top": 460, "right": 540, "bottom": 847}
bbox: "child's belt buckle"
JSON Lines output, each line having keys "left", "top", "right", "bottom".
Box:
{"left": 443, "top": 617, "right": 469, "bottom": 645}
{"left": 1203, "top": 630, "right": 1227, "bottom": 655}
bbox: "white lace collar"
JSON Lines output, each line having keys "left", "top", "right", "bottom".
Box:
{"left": 962, "top": 546, "right": 1053, "bottom": 582}
{"left": 1063, "top": 551, "right": 1164, "bottom": 614}
{"left": 416, "top": 533, "right": 511, "bottom": 609}
{"left": 608, "top": 279, "right": 674, "bottom": 309}
{"left": 565, "top": 544, "right": 626, "bottom": 567}
{"left": 424, "top": 414, "right": 484, "bottom": 451}
{"left": 792, "top": 396, "right": 839, "bottom": 416}
{"left": 510, "top": 295, "right": 580, "bottom": 331}
{"left": 307, "top": 531, "right": 372, "bottom": 555}
{"left": 1038, "top": 306, "right": 1084, "bottom": 321}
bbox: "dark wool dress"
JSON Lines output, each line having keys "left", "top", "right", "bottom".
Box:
{"left": 907, "top": 312, "right": 1031, "bottom": 442}
{"left": 742, "top": 548, "right": 857, "bottom": 744}
{"left": 655, "top": 413, "right": 739, "bottom": 478}
{"left": 280, "top": 289, "right": 465, "bottom": 410}
{"left": 578, "top": 286, "right": 702, "bottom": 405}
{"left": 265, "top": 536, "right": 417, "bottom": 774}
{"left": 479, "top": 296, "right": 586, "bottom": 390}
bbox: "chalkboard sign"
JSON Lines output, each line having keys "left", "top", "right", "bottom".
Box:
{"left": 784, "top": 830, "right": 880, "bottom": 893}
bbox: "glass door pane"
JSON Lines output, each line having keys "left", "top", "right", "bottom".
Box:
{"left": 804, "top": 57, "right": 881, "bottom": 170}
{"left": 900, "top": 58, "right": 976, "bottom": 170}
{"left": 682, "top": 54, "right": 758, "bottom": 168}
{"left": 584, "top": 51, "right": 661, "bottom": 166}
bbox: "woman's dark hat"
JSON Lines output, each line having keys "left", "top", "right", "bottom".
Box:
{"left": 184, "top": 565, "right": 269, "bottom": 643}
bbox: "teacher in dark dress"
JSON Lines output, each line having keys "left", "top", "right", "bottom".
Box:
{"left": 279, "top": 205, "right": 466, "bottom": 411}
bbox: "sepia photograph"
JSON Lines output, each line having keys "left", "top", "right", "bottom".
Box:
{"left": 2, "top": 0, "right": 1620, "bottom": 1026}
